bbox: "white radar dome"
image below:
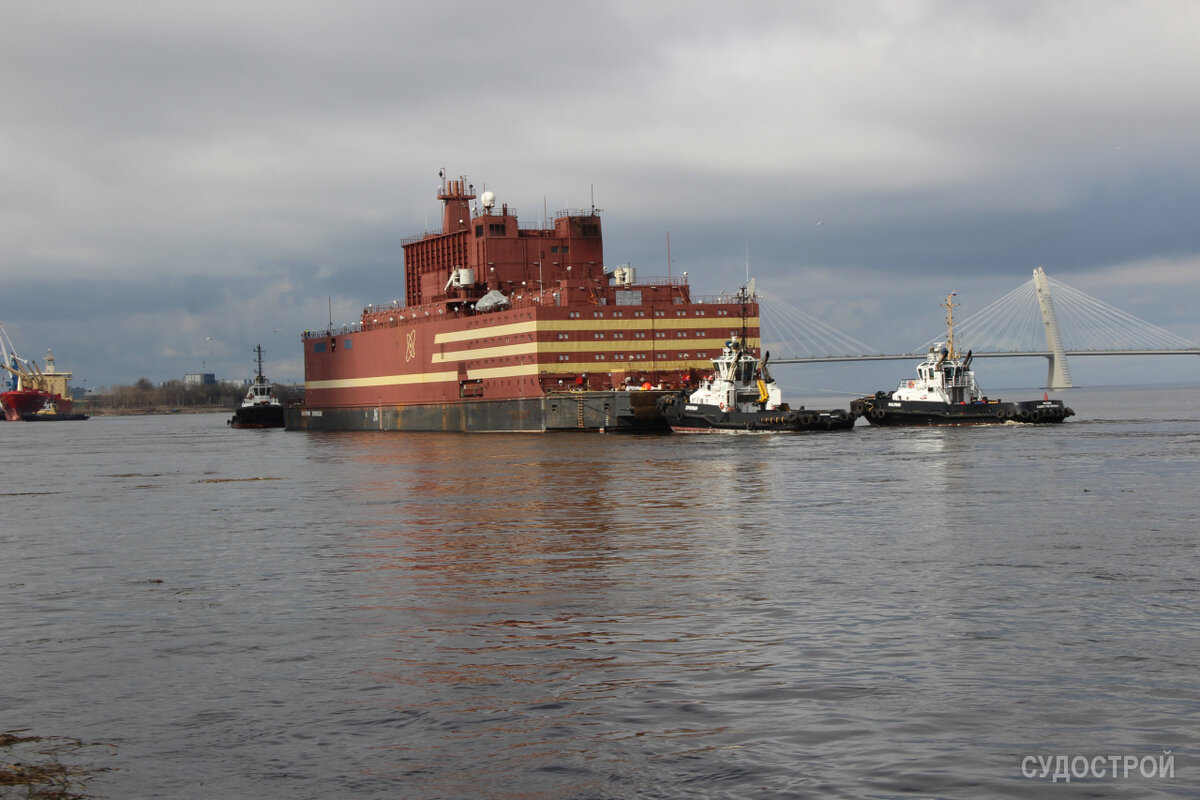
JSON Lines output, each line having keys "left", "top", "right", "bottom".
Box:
{"left": 481, "top": 190, "right": 495, "bottom": 208}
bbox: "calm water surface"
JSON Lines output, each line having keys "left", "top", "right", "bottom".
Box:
{"left": 2, "top": 386, "right": 1197, "bottom": 799}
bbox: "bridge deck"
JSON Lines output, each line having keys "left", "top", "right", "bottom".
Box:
{"left": 772, "top": 349, "right": 1200, "bottom": 364}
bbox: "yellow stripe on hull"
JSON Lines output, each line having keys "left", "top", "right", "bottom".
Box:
{"left": 433, "top": 317, "right": 760, "bottom": 345}
{"left": 433, "top": 320, "right": 539, "bottom": 344}
{"left": 430, "top": 338, "right": 757, "bottom": 363}
{"left": 306, "top": 370, "right": 458, "bottom": 391}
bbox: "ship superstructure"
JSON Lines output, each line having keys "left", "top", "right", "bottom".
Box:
{"left": 290, "top": 172, "right": 761, "bottom": 432}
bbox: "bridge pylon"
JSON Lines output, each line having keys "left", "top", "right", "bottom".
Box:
{"left": 1033, "top": 266, "right": 1073, "bottom": 389}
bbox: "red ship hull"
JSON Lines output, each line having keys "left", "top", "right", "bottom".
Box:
{"left": 291, "top": 298, "right": 759, "bottom": 432}
{"left": 1, "top": 389, "right": 74, "bottom": 421}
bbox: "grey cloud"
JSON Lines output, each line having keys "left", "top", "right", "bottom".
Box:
{"left": 3, "top": 1, "right": 1199, "bottom": 387}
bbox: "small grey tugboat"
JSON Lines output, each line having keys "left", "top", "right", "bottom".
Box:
{"left": 229, "top": 345, "right": 285, "bottom": 429}
{"left": 658, "top": 333, "right": 856, "bottom": 433}
{"left": 853, "top": 293, "right": 1074, "bottom": 426}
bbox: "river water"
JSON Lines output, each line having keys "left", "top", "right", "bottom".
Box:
{"left": 2, "top": 386, "right": 1197, "bottom": 799}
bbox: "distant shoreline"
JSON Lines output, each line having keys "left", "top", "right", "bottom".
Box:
{"left": 78, "top": 406, "right": 233, "bottom": 416}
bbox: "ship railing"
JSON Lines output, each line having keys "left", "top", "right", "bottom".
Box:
{"left": 363, "top": 300, "right": 405, "bottom": 315}
{"left": 300, "top": 322, "right": 362, "bottom": 339}
{"left": 692, "top": 293, "right": 760, "bottom": 305}
{"left": 400, "top": 230, "right": 441, "bottom": 245}
{"left": 619, "top": 276, "right": 688, "bottom": 287}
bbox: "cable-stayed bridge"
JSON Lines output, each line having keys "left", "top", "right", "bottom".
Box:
{"left": 760, "top": 267, "right": 1200, "bottom": 389}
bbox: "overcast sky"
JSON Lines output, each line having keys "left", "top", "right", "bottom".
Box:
{"left": 3, "top": 0, "right": 1199, "bottom": 390}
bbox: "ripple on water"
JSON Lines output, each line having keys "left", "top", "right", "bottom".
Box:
{"left": 2, "top": 397, "right": 1198, "bottom": 799}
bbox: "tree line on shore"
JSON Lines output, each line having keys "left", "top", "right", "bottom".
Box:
{"left": 77, "top": 378, "right": 302, "bottom": 411}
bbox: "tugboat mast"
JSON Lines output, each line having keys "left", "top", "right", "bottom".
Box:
{"left": 738, "top": 278, "right": 755, "bottom": 354}
{"left": 739, "top": 285, "right": 748, "bottom": 347}
{"left": 253, "top": 344, "right": 267, "bottom": 383}
{"left": 944, "top": 292, "right": 959, "bottom": 359}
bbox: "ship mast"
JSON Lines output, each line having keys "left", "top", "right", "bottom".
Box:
{"left": 738, "top": 277, "right": 756, "bottom": 354}
{"left": 944, "top": 292, "right": 959, "bottom": 359}
{"left": 739, "top": 284, "right": 748, "bottom": 349}
{"left": 253, "top": 344, "right": 267, "bottom": 383}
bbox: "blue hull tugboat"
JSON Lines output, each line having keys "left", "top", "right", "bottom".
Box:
{"left": 659, "top": 333, "right": 856, "bottom": 433}
{"left": 853, "top": 293, "right": 1074, "bottom": 426}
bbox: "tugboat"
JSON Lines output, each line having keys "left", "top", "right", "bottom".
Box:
{"left": 658, "top": 332, "right": 856, "bottom": 433}
{"left": 853, "top": 293, "right": 1074, "bottom": 426}
{"left": 228, "top": 345, "right": 284, "bottom": 429}
{"left": 20, "top": 399, "right": 89, "bottom": 421}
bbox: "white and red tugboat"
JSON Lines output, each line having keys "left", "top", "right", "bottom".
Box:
{"left": 853, "top": 293, "right": 1074, "bottom": 426}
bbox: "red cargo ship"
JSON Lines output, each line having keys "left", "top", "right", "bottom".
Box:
{"left": 288, "top": 172, "right": 762, "bottom": 432}
{"left": 1, "top": 326, "right": 83, "bottom": 421}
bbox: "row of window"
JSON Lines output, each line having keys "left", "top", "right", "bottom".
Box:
{"left": 470, "top": 334, "right": 534, "bottom": 347}
{"left": 469, "top": 355, "right": 536, "bottom": 366}
{"left": 554, "top": 331, "right": 739, "bottom": 340}
{"left": 584, "top": 331, "right": 716, "bottom": 339}
{"left": 554, "top": 352, "right": 704, "bottom": 362}
{"left": 564, "top": 309, "right": 731, "bottom": 319}
{"left": 447, "top": 327, "right": 737, "bottom": 348}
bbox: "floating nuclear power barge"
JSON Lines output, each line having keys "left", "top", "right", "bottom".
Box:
{"left": 288, "top": 172, "right": 768, "bottom": 432}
